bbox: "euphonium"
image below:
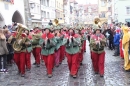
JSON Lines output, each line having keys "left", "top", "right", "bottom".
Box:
{"left": 53, "top": 19, "right": 59, "bottom": 26}
{"left": 13, "top": 23, "right": 27, "bottom": 52}
{"left": 94, "top": 18, "right": 101, "bottom": 28}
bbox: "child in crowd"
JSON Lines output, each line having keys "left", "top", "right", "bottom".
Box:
{"left": 113, "top": 29, "right": 120, "bottom": 56}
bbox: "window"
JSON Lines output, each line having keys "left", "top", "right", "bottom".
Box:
{"left": 57, "top": 1, "right": 58, "bottom": 7}
{"left": 37, "top": 5, "right": 40, "bottom": 13}
{"left": 99, "top": 12, "right": 105, "bottom": 18}
{"left": 101, "top": 1, "right": 106, "bottom": 7}
{"left": 47, "top": 12, "right": 49, "bottom": 18}
{"left": 126, "top": 7, "right": 130, "bottom": 14}
{"left": 47, "top": 0, "right": 49, "bottom": 6}
{"left": 41, "top": 0, "right": 45, "bottom": 5}
{"left": 4, "top": 3, "right": 9, "bottom": 10}
{"left": 108, "top": 7, "right": 111, "bottom": 11}
{"left": 43, "top": 11, "right": 46, "bottom": 18}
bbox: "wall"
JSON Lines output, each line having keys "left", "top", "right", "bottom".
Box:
{"left": 0, "top": 0, "right": 25, "bottom": 26}
{"left": 41, "top": 0, "right": 56, "bottom": 26}
{"left": 115, "top": 0, "right": 130, "bottom": 23}
{"left": 98, "top": 0, "right": 108, "bottom": 23}
{"left": 55, "top": 0, "right": 64, "bottom": 24}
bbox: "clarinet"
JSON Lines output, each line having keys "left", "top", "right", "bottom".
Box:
{"left": 97, "top": 36, "right": 101, "bottom": 49}
{"left": 45, "top": 33, "right": 48, "bottom": 50}
{"left": 69, "top": 33, "right": 72, "bottom": 47}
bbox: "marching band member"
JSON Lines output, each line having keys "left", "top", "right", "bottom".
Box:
{"left": 90, "top": 25, "right": 106, "bottom": 77}
{"left": 39, "top": 25, "right": 56, "bottom": 78}
{"left": 79, "top": 27, "right": 87, "bottom": 65}
{"left": 12, "top": 25, "right": 31, "bottom": 77}
{"left": 24, "top": 30, "right": 32, "bottom": 71}
{"left": 32, "top": 27, "right": 42, "bottom": 67}
{"left": 63, "top": 27, "right": 81, "bottom": 78}
{"left": 60, "top": 26, "right": 67, "bottom": 63}
{"left": 81, "top": 26, "right": 87, "bottom": 52}
{"left": 54, "top": 26, "right": 62, "bottom": 67}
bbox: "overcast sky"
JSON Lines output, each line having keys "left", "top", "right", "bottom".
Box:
{"left": 76, "top": 0, "right": 98, "bottom": 4}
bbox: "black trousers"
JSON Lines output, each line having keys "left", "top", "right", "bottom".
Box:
{"left": 0, "top": 54, "right": 7, "bottom": 69}
{"left": 109, "top": 40, "right": 115, "bottom": 50}
{"left": 7, "top": 53, "right": 13, "bottom": 63}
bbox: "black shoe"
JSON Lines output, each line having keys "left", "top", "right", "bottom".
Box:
{"left": 100, "top": 75, "right": 104, "bottom": 77}
{"left": 55, "top": 65, "right": 59, "bottom": 67}
{"left": 125, "top": 69, "right": 130, "bottom": 72}
{"left": 73, "top": 75, "right": 77, "bottom": 78}
{"left": 80, "top": 62, "right": 83, "bottom": 66}
{"left": 113, "top": 54, "right": 118, "bottom": 56}
{"left": 21, "top": 74, "right": 25, "bottom": 77}
{"left": 26, "top": 68, "right": 31, "bottom": 71}
{"left": 95, "top": 72, "right": 98, "bottom": 74}
{"left": 48, "top": 74, "right": 53, "bottom": 78}
{"left": 33, "top": 63, "right": 36, "bottom": 65}
{"left": 4, "top": 69, "right": 8, "bottom": 73}
{"left": 37, "top": 64, "right": 40, "bottom": 67}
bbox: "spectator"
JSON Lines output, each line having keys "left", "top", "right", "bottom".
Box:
{"left": 3, "top": 29, "right": 14, "bottom": 66}
{"left": 0, "top": 29, "right": 9, "bottom": 72}
{"left": 113, "top": 29, "right": 120, "bottom": 56}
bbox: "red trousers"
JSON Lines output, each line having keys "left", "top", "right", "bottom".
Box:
{"left": 25, "top": 52, "right": 31, "bottom": 69}
{"left": 42, "top": 54, "right": 54, "bottom": 74}
{"left": 66, "top": 53, "right": 79, "bottom": 75}
{"left": 120, "top": 40, "right": 124, "bottom": 59}
{"left": 14, "top": 52, "right": 25, "bottom": 74}
{"left": 91, "top": 52, "right": 105, "bottom": 75}
{"left": 79, "top": 48, "right": 83, "bottom": 63}
{"left": 83, "top": 41, "right": 86, "bottom": 52}
{"left": 55, "top": 49, "right": 60, "bottom": 66}
{"left": 32, "top": 47, "right": 41, "bottom": 64}
{"left": 60, "top": 46, "right": 65, "bottom": 63}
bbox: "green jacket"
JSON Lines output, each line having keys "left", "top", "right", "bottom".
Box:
{"left": 90, "top": 34, "right": 106, "bottom": 54}
{"left": 63, "top": 37, "right": 81, "bottom": 54}
{"left": 55, "top": 36, "right": 62, "bottom": 50}
{"left": 39, "top": 38, "right": 56, "bottom": 56}
{"left": 32, "top": 32, "right": 42, "bottom": 48}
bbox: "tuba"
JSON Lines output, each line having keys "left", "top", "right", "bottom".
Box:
{"left": 13, "top": 23, "right": 28, "bottom": 52}
{"left": 94, "top": 18, "right": 101, "bottom": 28}
{"left": 53, "top": 19, "right": 59, "bottom": 26}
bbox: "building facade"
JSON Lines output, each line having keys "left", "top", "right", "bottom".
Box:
{"left": 41, "top": 0, "right": 56, "bottom": 26}
{"left": 98, "top": 0, "right": 108, "bottom": 24}
{"left": 55, "top": 0, "right": 64, "bottom": 24}
{"left": 29, "top": 0, "right": 42, "bottom": 28}
{"left": 63, "top": 0, "right": 71, "bottom": 24}
{"left": 0, "top": 0, "right": 25, "bottom": 27}
{"left": 112, "top": 0, "right": 130, "bottom": 23}
{"left": 84, "top": 4, "right": 98, "bottom": 24}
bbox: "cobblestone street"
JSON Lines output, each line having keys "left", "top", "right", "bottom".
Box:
{"left": 0, "top": 42, "right": 130, "bottom": 86}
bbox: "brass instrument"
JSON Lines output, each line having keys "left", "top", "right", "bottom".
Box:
{"left": 53, "top": 19, "right": 59, "bottom": 26}
{"left": 13, "top": 23, "right": 28, "bottom": 52}
{"left": 94, "top": 18, "right": 101, "bottom": 28}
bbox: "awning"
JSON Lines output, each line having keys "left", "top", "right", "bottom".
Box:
{"left": 125, "top": 19, "right": 130, "bottom": 22}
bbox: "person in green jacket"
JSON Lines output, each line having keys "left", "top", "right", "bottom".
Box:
{"left": 89, "top": 25, "right": 106, "bottom": 77}
{"left": 31, "top": 27, "right": 42, "bottom": 67}
{"left": 63, "top": 26, "right": 81, "bottom": 78}
{"left": 54, "top": 26, "right": 62, "bottom": 67}
{"left": 39, "top": 25, "right": 56, "bottom": 78}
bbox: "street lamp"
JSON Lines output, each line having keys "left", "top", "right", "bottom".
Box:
{"left": 30, "top": 3, "right": 35, "bottom": 9}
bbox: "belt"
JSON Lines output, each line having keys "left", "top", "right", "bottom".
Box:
{"left": 93, "top": 48, "right": 104, "bottom": 51}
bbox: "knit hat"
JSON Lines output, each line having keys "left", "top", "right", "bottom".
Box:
{"left": 44, "top": 25, "right": 51, "bottom": 30}
{"left": 115, "top": 29, "right": 120, "bottom": 33}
